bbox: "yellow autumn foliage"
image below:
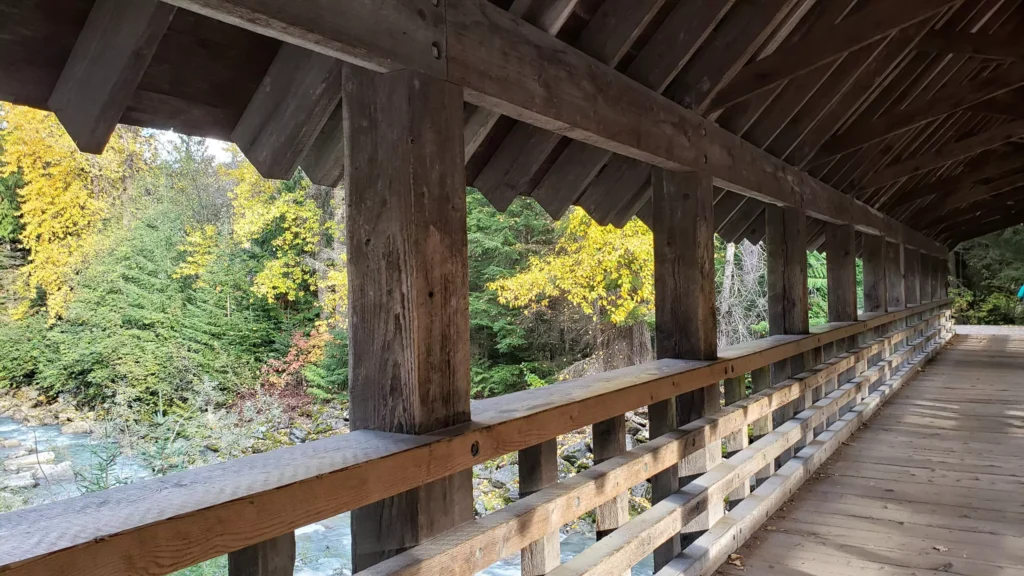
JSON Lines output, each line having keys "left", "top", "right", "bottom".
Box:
{"left": 490, "top": 208, "right": 654, "bottom": 326}
{"left": 0, "top": 103, "right": 151, "bottom": 319}
{"left": 172, "top": 224, "right": 220, "bottom": 288}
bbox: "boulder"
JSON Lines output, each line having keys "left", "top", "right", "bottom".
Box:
{"left": 3, "top": 451, "right": 55, "bottom": 471}
{"left": 60, "top": 421, "right": 92, "bottom": 435}
{"left": 288, "top": 427, "right": 308, "bottom": 444}
{"left": 58, "top": 411, "right": 77, "bottom": 423}
{"left": 630, "top": 482, "right": 652, "bottom": 499}
{"left": 557, "top": 459, "right": 576, "bottom": 480}
{"left": 489, "top": 464, "right": 519, "bottom": 489}
{"left": 0, "top": 439, "right": 21, "bottom": 448}
{"left": 31, "top": 461, "right": 74, "bottom": 482}
{"left": 2, "top": 472, "right": 37, "bottom": 490}
{"left": 560, "top": 441, "right": 591, "bottom": 465}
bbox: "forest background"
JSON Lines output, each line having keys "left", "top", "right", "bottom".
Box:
{"left": 0, "top": 102, "right": 1020, "bottom": 467}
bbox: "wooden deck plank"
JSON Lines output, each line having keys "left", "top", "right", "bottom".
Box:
{"left": 715, "top": 333, "right": 1024, "bottom": 576}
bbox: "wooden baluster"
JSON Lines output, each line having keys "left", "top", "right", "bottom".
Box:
{"left": 593, "top": 416, "right": 630, "bottom": 576}
{"left": 651, "top": 169, "right": 718, "bottom": 568}
{"left": 346, "top": 66, "right": 473, "bottom": 569}
{"left": 766, "top": 204, "right": 809, "bottom": 468}
{"left": 520, "top": 440, "right": 560, "bottom": 576}
{"left": 723, "top": 376, "right": 749, "bottom": 508}
{"left": 750, "top": 366, "right": 773, "bottom": 486}
{"left": 229, "top": 533, "right": 296, "bottom": 576}
{"left": 886, "top": 241, "right": 906, "bottom": 377}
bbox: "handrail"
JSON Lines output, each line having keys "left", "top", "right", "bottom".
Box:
{"left": 0, "top": 299, "right": 951, "bottom": 576}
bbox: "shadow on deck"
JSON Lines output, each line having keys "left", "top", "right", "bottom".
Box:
{"left": 721, "top": 331, "right": 1024, "bottom": 576}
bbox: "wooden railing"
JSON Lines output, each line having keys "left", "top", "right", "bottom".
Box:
{"left": 0, "top": 299, "right": 953, "bottom": 576}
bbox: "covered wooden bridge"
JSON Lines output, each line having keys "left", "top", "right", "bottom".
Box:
{"left": 0, "top": 0, "right": 1021, "bottom": 575}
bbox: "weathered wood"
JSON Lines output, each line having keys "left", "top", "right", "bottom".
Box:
{"left": 916, "top": 171, "right": 1024, "bottom": 223}
{"left": 904, "top": 247, "right": 921, "bottom": 306}
{"left": 519, "top": 440, "right": 560, "bottom": 576}
{"left": 345, "top": 66, "right": 473, "bottom": 570}
{"left": 709, "top": 0, "right": 952, "bottom": 111}
{"left": 651, "top": 169, "right": 716, "bottom": 569}
{"left": 820, "top": 63, "right": 1024, "bottom": 160}
{"left": 862, "top": 233, "right": 888, "bottom": 313}
{"left": 860, "top": 119, "right": 1024, "bottom": 189}
{"left": 920, "top": 255, "right": 933, "bottom": 302}
{"left": 662, "top": 326, "right": 952, "bottom": 576}
{"left": 233, "top": 44, "right": 346, "bottom": 180}
{"left": 228, "top": 533, "right": 296, "bottom": 576}
{"left": 886, "top": 241, "right": 905, "bottom": 310}
{"left": 0, "top": 303, "right": 950, "bottom": 576}
{"left": 827, "top": 224, "right": 858, "bottom": 323}
{"left": 592, "top": 416, "right": 629, "bottom": 576}
{"left": 47, "top": 0, "right": 176, "bottom": 153}
{"left": 160, "top": 0, "right": 950, "bottom": 258}
{"left": 885, "top": 152, "right": 1022, "bottom": 208}
{"left": 917, "top": 28, "right": 1024, "bottom": 60}
{"left": 723, "top": 375, "right": 751, "bottom": 505}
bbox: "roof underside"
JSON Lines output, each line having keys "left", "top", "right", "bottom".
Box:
{"left": 2, "top": 0, "right": 1022, "bottom": 248}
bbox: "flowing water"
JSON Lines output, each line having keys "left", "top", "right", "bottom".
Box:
{"left": 0, "top": 418, "right": 652, "bottom": 576}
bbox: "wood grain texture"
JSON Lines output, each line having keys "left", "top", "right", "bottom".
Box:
{"left": 47, "top": 0, "right": 176, "bottom": 153}
{"left": 709, "top": 0, "right": 951, "bottom": 111}
{"left": 826, "top": 224, "right": 858, "bottom": 323}
{"left": 862, "top": 233, "right": 888, "bottom": 313}
{"left": 345, "top": 66, "right": 473, "bottom": 570}
{"left": 519, "top": 439, "right": 560, "bottom": 576}
{"left": 228, "top": 533, "right": 296, "bottom": 576}
{"left": 886, "top": 241, "right": 906, "bottom": 310}
{"left": 233, "top": 43, "right": 345, "bottom": 180}
{"left": 904, "top": 247, "right": 921, "bottom": 306}
{"left": 592, "top": 415, "right": 629, "bottom": 566}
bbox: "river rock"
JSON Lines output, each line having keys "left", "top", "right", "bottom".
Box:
{"left": 2, "top": 471, "right": 37, "bottom": 490}
{"left": 3, "top": 451, "right": 55, "bottom": 471}
{"left": 557, "top": 458, "right": 576, "bottom": 480}
{"left": 60, "top": 421, "right": 92, "bottom": 435}
{"left": 288, "top": 427, "right": 308, "bottom": 443}
{"left": 560, "top": 440, "right": 591, "bottom": 465}
{"left": 630, "top": 482, "right": 651, "bottom": 499}
{"left": 489, "top": 464, "right": 518, "bottom": 488}
{"left": 31, "top": 461, "right": 74, "bottom": 482}
{"left": 0, "top": 439, "right": 20, "bottom": 448}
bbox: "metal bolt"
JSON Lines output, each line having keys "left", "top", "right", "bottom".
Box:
{"left": 432, "top": 42, "right": 441, "bottom": 59}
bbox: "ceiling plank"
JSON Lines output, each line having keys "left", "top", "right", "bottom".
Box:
{"left": 885, "top": 151, "right": 1023, "bottom": 208}
{"left": 817, "top": 62, "right": 1024, "bottom": 159}
{"left": 859, "top": 118, "right": 1024, "bottom": 189}
{"left": 707, "top": 0, "right": 954, "bottom": 112}
{"left": 916, "top": 171, "right": 1024, "bottom": 223}
{"left": 917, "top": 29, "right": 1024, "bottom": 60}
{"left": 48, "top": 0, "right": 176, "bottom": 154}
{"left": 232, "top": 44, "right": 346, "bottom": 180}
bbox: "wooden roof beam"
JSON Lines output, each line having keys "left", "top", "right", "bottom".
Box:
{"left": 707, "top": 0, "right": 954, "bottom": 113}
{"left": 232, "top": 44, "right": 346, "bottom": 180}
{"left": 860, "top": 119, "right": 1024, "bottom": 189}
{"left": 161, "top": 0, "right": 949, "bottom": 257}
{"left": 941, "top": 205, "right": 1024, "bottom": 245}
{"left": 47, "top": 0, "right": 176, "bottom": 154}
{"left": 916, "top": 172, "right": 1024, "bottom": 224}
{"left": 917, "top": 28, "right": 1024, "bottom": 60}
{"left": 817, "top": 62, "right": 1024, "bottom": 160}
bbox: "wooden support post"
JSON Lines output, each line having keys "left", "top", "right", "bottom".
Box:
{"left": 886, "top": 241, "right": 906, "bottom": 311}
{"left": 905, "top": 247, "right": 921, "bottom": 307}
{"left": 346, "top": 66, "right": 473, "bottom": 570}
{"left": 519, "top": 440, "right": 560, "bottom": 576}
{"left": 750, "top": 366, "right": 773, "bottom": 486}
{"left": 652, "top": 169, "right": 718, "bottom": 570}
{"left": 766, "top": 204, "right": 809, "bottom": 467}
{"left": 933, "top": 256, "right": 944, "bottom": 300}
{"left": 592, "top": 417, "right": 630, "bottom": 576}
{"left": 723, "top": 376, "right": 749, "bottom": 507}
{"left": 48, "top": 0, "right": 176, "bottom": 154}
{"left": 862, "top": 234, "right": 888, "bottom": 314}
{"left": 825, "top": 223, "right": 857, "bottom": 430}
{"left": 228, "top": 533, "right": 296, "bottom": 576}
{"left": 921, "top": 255, "right": 933, "bottom": 303}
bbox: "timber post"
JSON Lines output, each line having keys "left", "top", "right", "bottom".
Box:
{"left": 346, "top": 65, "right": 474, "bottom": 570}
{"left": 825, "top": 223, "right": 857, "bottom": 427}
{"left": 651, "top": 168, "right": 719, "bottom": 570}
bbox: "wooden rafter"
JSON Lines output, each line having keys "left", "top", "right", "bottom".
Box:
{"left": 884, "top": 151, "right": 1022, "bottom": 208}
{"left": 917, "top": 28, "right": 1024, "bottom": 60}
{"left": 708, "top": 0, "right": 953, "bottom": 112}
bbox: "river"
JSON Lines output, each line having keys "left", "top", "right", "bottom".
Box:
{"left": 0, "top": 417, "right": 653, "bottom": 576}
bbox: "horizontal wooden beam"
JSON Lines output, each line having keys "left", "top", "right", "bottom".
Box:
{"left": 0, "top": 299, "right": 950, "bottom": 576}
{"left": 819, "top": 63, "right": 1024, "bottom": 160}
{"left": 708, "top": 0, "right": 952, "bottom": 112}
{"left": 917, "top": 29, "right": 1024, "bottom": 60}
{"left": 160, "top": 0, "right": 949, "bottom": 257}
{"left": 47, "top": 0, "right": 176, "bottom": 154}
{"left": 860, "top": 119, "right": 1024, "bottom": 189}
